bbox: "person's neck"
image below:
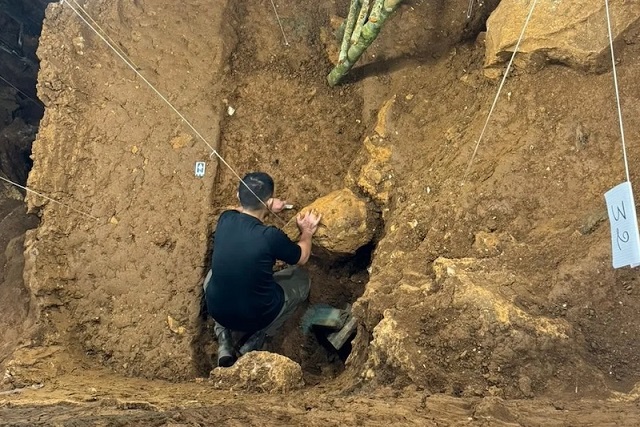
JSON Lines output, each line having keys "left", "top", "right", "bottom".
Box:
{"left": 240, "top": 207, "right": 267, "bottom": 222}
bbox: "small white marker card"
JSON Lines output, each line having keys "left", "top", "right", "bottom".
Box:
{"left": 605, "top": 181, "right": 640, "bottom": 268}
{"left": 194, "top": 161, "right": 206, "bottom": 178}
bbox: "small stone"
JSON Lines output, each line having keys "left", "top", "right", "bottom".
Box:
{"left": 167, "top": 316, "right": 186, "bottom": 335}
{"left": 354, "top": 137, "right": 393, "bottom": 205}
{"left": 109, "top": 216, "right": 119, "bottom": 225}
{"left": 131, "top": 145, "right": 138, "bottom": 154}
{"left": 518, "top": 375, "right": 533, "bottom": 397}
{"left": 170, "top": 133, "right": 193, "bottom": 150}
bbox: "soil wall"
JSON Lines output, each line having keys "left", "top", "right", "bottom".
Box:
{"left": 22, "top": 0, "right": 235, "bottom": 380}
{"left": 345, "top": 6, "right": 640, "bottom": 397}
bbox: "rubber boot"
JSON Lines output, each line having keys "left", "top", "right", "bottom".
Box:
{"left": 238, "top": 330, "right": 266, "bottom": 355}
{"left": 216, "top": 328, "right": 235, "bottom": 368}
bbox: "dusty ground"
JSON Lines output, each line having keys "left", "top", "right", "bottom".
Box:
{"left": 2, "top": 0, "right": 640, "bottom": 424}
{"left": 2, "top": 370, "right": 640, "bottom": 426}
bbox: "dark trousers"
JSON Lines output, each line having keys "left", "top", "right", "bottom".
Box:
{"left": 206, "top": 266, "right": 310, "bottom": 338}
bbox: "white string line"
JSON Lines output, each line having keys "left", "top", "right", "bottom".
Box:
{"left": 67, "top": 0, "right": 141, "bottom": 71}
{"left": 0, "top": 73, "right": 43, "bottom": 107}
{"left": 464, "top": 0, "right": 539, "bottom": 181}
{"left": 63, "top": 0, "right": 216, "bottom": 153}
{"left": 466, "top": 0, "right": 475, "bottom": 19}
{"left": 0, "top": 70, "right": 95, "bottom": 221}
{"left": 605, "top": 0, "right": 630, "bottom": 183}
{"left": 269, "top": 0, "right": 290, "bottom": 46}
{"left": 62, "top": 0, "right": 286, "bottom": 223}
{"left": 0, "top": 175, "right": 98, "bottom": 220}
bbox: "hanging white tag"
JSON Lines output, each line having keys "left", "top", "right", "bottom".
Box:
{"left": 604, "top": 181, "right": 640, "bottom": 268}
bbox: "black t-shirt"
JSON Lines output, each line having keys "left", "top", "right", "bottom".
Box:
{"left": 205, "top": 210, "right": 302, "bottom": 332}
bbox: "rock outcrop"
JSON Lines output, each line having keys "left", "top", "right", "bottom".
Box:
{"left": 485, "top": 0, "right": 640, "bottom": 74}
{"left": 345, "top": 136, "right": 394, "bottom": 207}
{"left": 356, "top": 257, "right": 606, "bottom": 398}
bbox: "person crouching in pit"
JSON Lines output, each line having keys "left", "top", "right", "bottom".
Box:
{"left": 204, "top": 172, "right": 321, "bottom": 367}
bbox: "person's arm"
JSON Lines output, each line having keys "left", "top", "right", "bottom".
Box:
{"left": 296, "top": 210, "right": 322, "bottom": 266}
{"left": 297, "top": 231, "right": 313, "bottom": 265}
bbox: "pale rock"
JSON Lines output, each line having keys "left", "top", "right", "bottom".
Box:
{"left": 364, "top": 310, "right": 416, "bottom": 379}
{"left": 374, "top": 96, "right": 396, "bottom": 138}
{"left": 167, "top": 315, "right": 186, "bottom": 335}
{"left": 170, "top": 133, "right": 193, "bottom": 150}
{"left": 518, "top": 375, "right": 533, "bottom": 398}
{"left": 343, "top": 98, "right": 396, "bottom": 206}
{"left": 0, "top": 172, "right": 22, "bottom": 201}
{"left": 485, "top": 0, "right": 640, "bottom": 74}
{"left": 433, "top": 257, "right": 569, "bottom": 339}
{"left": 345, "top": 137, "right": 394, "bottom": 206}
{"left": 210, "top": 351, "right": 303, "bottom": 393}
{"left": 284, "top": 188, "right": 376, "bottom": 255}
{"left": 360, "top": 256, "right": 603, "bottom": 397}
{"left": 3, "top": 346, "right": 64, "bottom": 388}
{"left": 473, "top": 397, "right": 518, "bottom": 423}
{"left": 472, "top": 231, "right": 514, "bottom": 256}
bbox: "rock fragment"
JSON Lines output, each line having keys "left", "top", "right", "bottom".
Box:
{"left": 210, "top": 351, "right": 303, "bottom": 393}
{"left": 284, "top": 188, "right": 376, "bottom": 256}
{"left": 484, "top": 0, "right": 640, "bottom": 75}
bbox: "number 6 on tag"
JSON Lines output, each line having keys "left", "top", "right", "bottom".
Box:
{"left": 605, "top": 181, "right": 640, "bottom": 268}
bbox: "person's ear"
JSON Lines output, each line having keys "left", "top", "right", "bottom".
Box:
{"left": 236, "top": 191, "right": 240, "bottom": 201}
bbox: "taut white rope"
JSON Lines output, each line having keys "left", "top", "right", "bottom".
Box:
{"left": 605, "top": 0, "right": 630, "bottom": 183}
{"left": 0, "top": 175, "right": 98, "bottom": 220}
{"left": 269, "top": 0, "right": 290, "bottom": 46}
{"left": 464, "top": 0, "right": 539, "bottom": 181}
{"left": 62, "top": 0, "right": 286, "bottom": 223}
{"left": 0, "top": 73, "right": 43, "bottom": 107}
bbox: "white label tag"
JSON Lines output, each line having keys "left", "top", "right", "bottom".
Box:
{"left": 195, "top": 161, "right": 206, "bottom": 177}
{"left": 605, "top": 181, "right": 640, "bottom": 268}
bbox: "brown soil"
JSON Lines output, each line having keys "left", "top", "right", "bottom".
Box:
{"left": 0, "top": 200, "right": 39, "bottom": 367}
{"left": 2, "top": 0, "right": 640, "bottom": 424}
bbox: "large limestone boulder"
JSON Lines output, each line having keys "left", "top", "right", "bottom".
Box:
{"left": 485, "top": 0, "right": 640, "bottom": 74}
{"left": 209, "top": 351, "right": 303, "bottom": 393}
{"left": 284, "top": 188, "right": 377, "bottom": 256}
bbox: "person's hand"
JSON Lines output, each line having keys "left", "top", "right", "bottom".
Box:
{"left": 296, "top": 209, "right": 322, "bottom": 237}
{"left": 267, "top": 198, "right": 287, "bottom": 213}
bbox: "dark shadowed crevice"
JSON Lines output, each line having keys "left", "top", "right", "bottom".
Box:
{"left": 0, "top": 0, "right": 55, "bottom": 191}
{"left": 274, "top": 241, "right": 376, "bottom": 384}
{"left": 0, "top": 0, "right": 55, "bottom": 370}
